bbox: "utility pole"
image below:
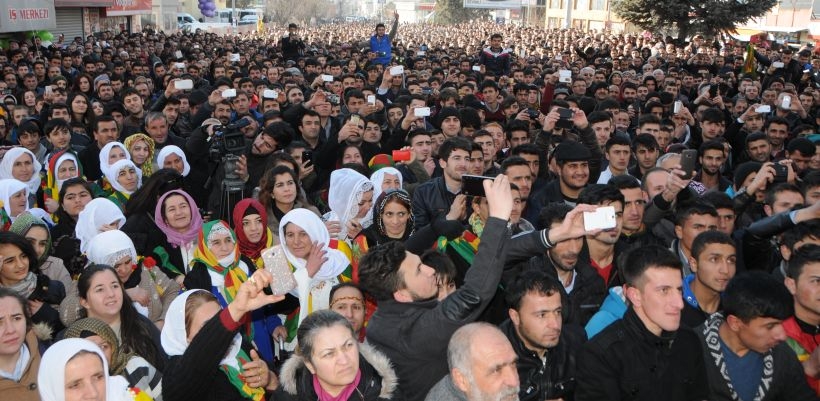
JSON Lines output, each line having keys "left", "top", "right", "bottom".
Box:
{"left": 563, "top": 0, "right": 571, "bottom": 29}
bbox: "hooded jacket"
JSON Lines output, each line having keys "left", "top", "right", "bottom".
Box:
{"left": 277, "top": 343, "right": 399, "bottom": 401}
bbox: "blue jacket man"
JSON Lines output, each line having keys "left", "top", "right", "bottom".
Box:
{"left": 369, "top": 12, "right": 399, "bottom": 66}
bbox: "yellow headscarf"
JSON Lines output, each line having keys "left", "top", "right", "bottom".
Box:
{"left": 123, "top": 133, "right": 155, "bottom": 177}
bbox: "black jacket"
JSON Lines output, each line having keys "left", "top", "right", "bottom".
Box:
{"left": 535, "top": 251, "right": 607, "bottom": 326}
{"left": 501, "top": 319, "right": 586, "bottom": 401}
{"left": 575, "top": 308, "right": 709, "bottom": 401}
{"left": 525, "top": 179, "right": 570, "bottom": 227}
{"left": 365, "top": 218, "right": 516, "bottom": 401}
{"left": 276, "top": 343, "right": 399, "bottom": 401}
{"left": 410, "top": 176, "right": 463, "bottom": 229}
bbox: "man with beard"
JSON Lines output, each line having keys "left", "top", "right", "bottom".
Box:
{"left": 536, "top": 202, "right": 606, "bottom": 326}
{"left": 693, "top": 141, "right": 732, "bottom": 192}
{"left": 525, "top": 141, "right": 594, "bottom": 225}
{"left": 362, "top": 178, "right": 597, "bottom": 401}
{"left": 501, "top": 270, "right": 586, "bottom": 401}
{"left": 425, "top": 323, "right": 520, "bottom": 401}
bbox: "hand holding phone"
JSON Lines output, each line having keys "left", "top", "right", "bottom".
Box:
{"left": 680, "top": 149, "right": 698, "bottom": 180}
{"left": 583, "top": 206, "right": 617, "bottom": 231}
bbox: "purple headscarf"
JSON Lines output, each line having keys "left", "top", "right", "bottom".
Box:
{"left": 154, "top": 189, "right": 203, "bottom": 247}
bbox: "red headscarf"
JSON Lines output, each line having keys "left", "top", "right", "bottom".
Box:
{"left": 232, "top": 198, "right": 272, "bottom": 261}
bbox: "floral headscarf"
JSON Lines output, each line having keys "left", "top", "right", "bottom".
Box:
{"left": 9, "top": 211, "right": 51, "bottom": 265}
{"left": 372, "top": 189, "right": 415, "bottom": 241}
{"left": 193, "top": 220, "right": 245, "bottom": 304}
{"left": 64, "top": 317, "right": 131, "bottom": 375}
{"left": 123, "top": 133, "right": 155, "bottom": 177}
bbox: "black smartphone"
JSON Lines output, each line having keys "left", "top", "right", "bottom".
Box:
{"left": 527, "top": 109, "right": 540, "bottom": 119}
{"left": 680, "top": 149, "right": 698, "bottom": 180}
{"left": 555, "top": 108, "right": 574, "bottom": 129}
{"left": 773, "top": 164, "right": 788, "bottom": 183}
{"left": 461, "top": 174, "right": 494, "bottom": 197}
{"left": 302, "top": 149, "right": 313, "bottom": 165}
{"left": 708, "top": 85, "right": 718, "bottom": 98}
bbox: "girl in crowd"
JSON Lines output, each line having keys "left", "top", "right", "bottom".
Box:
{"left": 43, "top": 149, "right": 82, "bottom": 213}
{"left": 70, "top": 264, "right": 167, "bottom": 371}
{"left": 0, "top": 147, "right": 42, "bottom": 208}
{"left": 152, "top": 189, "right": 203, "bottom": 284}
{"left": 71, "top": 73, "right": 94, "bottom": 99}
{"left": 91, "top": 100, "right": 105, "bottom": 117}
{"left": 87, "top": 230, "right": 179, "bottom": 327}
{"left": 257, "top": 165, "right": 320, "bottom": 243}
{"left": 232, "top": 198, "right": 273, "bottom": 269}
{"left": 184, "top": 220, "right": 285, "bottom": 363}
{"left": 339, "top": 144, "right": 365, "bottom": 167}
{"left": 97, "top": 141, "right": 130, "bottom": 191}
{"left": 74, "top": 198, "right": 125, "bottom": 254}
{"left": 49, "top": 177, "right": 94, "bottom": 242}
{"left": 0, "top": 232, "right": 65, "bottom": 332}
{"left": 0, "top": 179, "right": 30, "bottom": 228}
{"left": 21, "top": 90, "right": 36, "bottom": 111}
{"left": 162, "top": 280, "right": 283, "bottom": 401}
{"left": 105, "top": 159, "right": 143, "bottom": 211}
{"left": 0, "top": 288, "right": 46, "bottom": 401}
{"left": 123, "top": 133, "right": 156, "bottom": 177}
{"left": 328, "top": 283, "right": 367, "bottom": 340}
{"left": 37, "top": 338, "right": 149, "bottom": 401}
{"left": 64, "top": 317, "right": 164, "bottom": 400}
{"left": 276, "top": 310, "right": 398, "bottom": 401}
{"left": 325, "top": 168, "right": 374, "bottom": 241}
{"left": 67, "top": 92, "right": 95, "bottom": 131}
{"left": 9, "top": 211, "right": 72, "bottom": 299}
{"left": 279, "top": 208, "right": 352, "bottom": 341}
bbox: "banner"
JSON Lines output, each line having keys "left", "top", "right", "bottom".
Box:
{"left": 0, "top": 0, "right": 56, "bottom": 33}
{"left": 55, "top": 0, "right": 114, "bottom": 7}
{"left": 463, "top": 0, "right": 523, "bottom": 9}
{"left": 105, "top": 0, "right": 151, "bottom": 16}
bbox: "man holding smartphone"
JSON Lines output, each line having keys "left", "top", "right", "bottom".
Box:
{"left": 280, "top": 23, "right": 305, "bottom": 62}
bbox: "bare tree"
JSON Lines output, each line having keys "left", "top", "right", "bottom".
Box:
{"left": 267, "top": 0, "right": 336, "bottom": 24}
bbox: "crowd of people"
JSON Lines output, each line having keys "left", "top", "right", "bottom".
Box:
{"left": 1, "top": 12, "right": 820, "bottom": 401}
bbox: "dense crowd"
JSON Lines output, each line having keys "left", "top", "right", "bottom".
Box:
{"left": 1, "top": 13, "right": 820, "bottom": 401}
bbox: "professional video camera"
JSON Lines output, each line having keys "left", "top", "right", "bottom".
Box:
{"left": 208, "top": 118, "right": 250, "bottom": 190}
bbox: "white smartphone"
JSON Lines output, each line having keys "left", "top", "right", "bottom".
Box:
{"left": 556, "top": 55, "right": 563, "bottom": 61}
{"left": 222, "top": 88, "right": 237, "bottom": 98}
{"left": 230, "top": 53, "right": 240, "bottom": 62}
{"left": 367, "top": 95, "right": 376, "bottom": 105}
{"left": 673, "top": 101, "right": 682, "bottom": 114}
{"left": 321, "top": 74, "right": 334, "bottom": 82}
{"left": 472, "top": 65, "right": 481, "bottom": 72}
{"left": 44, "top": 86, "right": 53, "bottom": 96}
{"left": 772, "top": 61, "right": 785, "bottom": 68}
{"left": 174, "top": 62, "right": 186, "bottom": 69}
{"left": 417, "top": 51, "right": 426, "bottom": 56}
{"left": 559, "top": 70, "right": 572, "bottom": 83}
{"left": 174, "top": 50, "right": 183, "bottom": 59}
{"left": 415, "top": 107, "right": 431, "bottom": 117}
{"left": 782, "top": 95, "right": 791, "bottom": 109}
{"left": 175, "top": 79, "right": 193, "bottom": 90}
{"left": 755, "top": 105, "right": 771, "bottom": 113}
{"left": 263, "top": 89, "right": 279, "bottom": 99}
{"left": 583, "top": 206, "right": 617, "bottom": 231}
{"left": 389, "top": 65, "right": 404, "bottom": 76}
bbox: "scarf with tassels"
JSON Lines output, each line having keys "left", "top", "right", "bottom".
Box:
{"left": 193, "top": 220, "right": 245, "bottom": 303}
{"left": 436, "top": 230, "right": 480, "bottom": 265}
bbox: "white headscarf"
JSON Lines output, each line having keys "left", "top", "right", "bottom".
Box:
{"left": 87, "top": 229, "right": 137, "bottom": 268}
{"left": 278, "top": 208, "right": 349, "bottom": 280}
{"left": 156, "top": 145, "right": 191, "bottom": 176}
{"left": 105, "top": 159, "right": 142, "bottom": 196}
{"left": 98, "top": 141, "right": 130, "bottom": 179}
{"left": 0, "top": 147, "right": 42, "bottom": 194}
{"left": 75, "top": 198, "right": 126, "bottom": 254}
{"left": 53, "top": 152, "right": 79, "bottom": 192}
{"left": 38, "top": 338, "right": 131, "bottom": 401}
{"left": 370, "top": 167, "right": 403, "bottom": 204}
{"left": 327, "top": 168, "right": 374, "bottom": 239}
{"left": 161, "top": 289, "right": 243, "bottom": 369}
{"left": 0, "top": 178, "right": 30, "bottom": 221}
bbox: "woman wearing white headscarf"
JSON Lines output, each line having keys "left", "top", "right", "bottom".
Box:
{"left": 0, "top": 147, "right": 42, "bottom": 207}
{"left": 156, "top": 145, "right": 190, "bottom": 177}
{"left": 37, "top": 338, "right": 138, "bottom": 401}
{"left": 86, "top": 230, "right": 179, "bottom": 326}
{"left": 277, "top": 208, "right": 352, "bottom": 344}
{"left": 324, "top": 168, "right": 374, "bottom": 241}
{"left": 161, "top": 275, "right": 283, "bottom": 401}
{"left": 0, "top": 178, "right": 30, "bottom": 227}
{"left": 98, "top": 141, "right": 130, "bottom": 181}
{"left": 370, "top": 166, "right": 403, "bottom": 202}
{"left": 104, "top": 159, "right": 143, "bottom": 211}
{"left": 75, "top": 198, "right": 125, "bottom": 254}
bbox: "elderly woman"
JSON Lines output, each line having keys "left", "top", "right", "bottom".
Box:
{"left": 276, "top": 310, "right": 398, "bottom": 401}
{"left": 104, "top": 159, "right": 143, "bottom": 210}
{"left": 325, "top": 168, "right": 374, "bottom": 241}
{"left": 0, "top": 147, "right": 42, "bottom": 208}
{"left": 0, "top": 179, "right": 30, "bottom": 228}
{"left": 161, "top": 275, "right": 284, "bottom": 401}
{"left": 74, "top": 198, "right": 126, "bottom": 254}
{"left": 64, "top": 317, "right": 163, "bottom": 400}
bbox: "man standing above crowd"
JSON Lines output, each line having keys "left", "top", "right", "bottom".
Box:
{"left": 479, "top": 34, "right": 512, "bottom": 77}
{"left": 370, "top": 12, "right": 399, "bottom": 66}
